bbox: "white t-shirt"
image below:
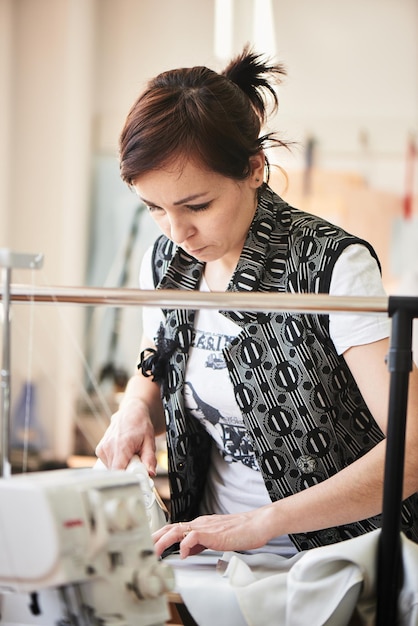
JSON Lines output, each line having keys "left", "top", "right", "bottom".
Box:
{"left": 140, "top": 243, "right": 390, "bottom": 555}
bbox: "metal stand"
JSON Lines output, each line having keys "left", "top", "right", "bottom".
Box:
{"left": 376, "top": 295, "right": 418, "bottom": 626}
{"left": 0, "top": 250, "right": 43, "bottom": 477}
{"left": 1, "top": 275, "right": 417, "bottom": 621}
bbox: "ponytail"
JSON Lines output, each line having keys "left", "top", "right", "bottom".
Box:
{"left": 222, "top": 45, "right": 286, "bottom": 125}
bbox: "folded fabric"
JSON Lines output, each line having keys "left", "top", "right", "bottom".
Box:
{"left": 167, "top": 531, "right": 418, "bottom": 625}
{"left": 222, "top": 529, "right": 418, "bottom": 626}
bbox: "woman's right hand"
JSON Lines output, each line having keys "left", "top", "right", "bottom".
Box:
{"left": 95, "top": 337, "right": 165, "bottom": 474}
{"left": 95, "top": 395, "right": 158, "bottom": 475}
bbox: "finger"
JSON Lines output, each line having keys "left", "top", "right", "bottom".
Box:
{"left": 153, "top": 523, "right": 191, "bottom": 557}
{"left": 95, "top": 443, "right": 111, "bottom": 468}
{"left": 109, "top": 450, "right": 132, "bottom": 470}
{"left": 139, "top": 438, "right": 158, "bottom": 477}
{"left": 179, "top": 539, "right": 206, "bottom": 559}
{"left": 152, "top": 524, "right": 173, "bottom": 542}
{"left": 154, "top": 533, "right": 177, "bottom": 557}
{"left": 186, "top": 544, "right": 207, "bottom": 557}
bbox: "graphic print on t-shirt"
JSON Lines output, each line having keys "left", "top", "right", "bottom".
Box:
{"left": 184, "top": 322, "right": 259, "bottom": 471}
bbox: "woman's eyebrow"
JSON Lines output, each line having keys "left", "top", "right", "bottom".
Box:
{"left": 173, "top": 192, "right": 209, "bottom": 206}
{"left": 139, "top": 192, "right": 209, "bottom": 206}
{"left": 138, "top": 195, "right": 158, "bottom": 206}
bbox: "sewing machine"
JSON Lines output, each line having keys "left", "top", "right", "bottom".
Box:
{"left": 0, "top": 467, "right": 174, "bottom": 626}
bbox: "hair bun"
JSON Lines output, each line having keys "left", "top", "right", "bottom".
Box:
{"left": 222, "top": 45, "right": 286, "bottom": 124}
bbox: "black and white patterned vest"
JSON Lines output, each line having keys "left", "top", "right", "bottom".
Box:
{"left": 146, "top": 185, "right": 418, "bottom": 551}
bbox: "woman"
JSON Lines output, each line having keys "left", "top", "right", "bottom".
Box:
{"left": 96, "top": 47, "right": 418, "bottom": 559}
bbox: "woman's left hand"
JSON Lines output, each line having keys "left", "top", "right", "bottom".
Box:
{"left": 152, "top": 510, "right": 270, "bottom": 558}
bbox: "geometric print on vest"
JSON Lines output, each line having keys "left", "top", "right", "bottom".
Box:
{"left": 148, "top": 185, "right": 418, "bottom": 550}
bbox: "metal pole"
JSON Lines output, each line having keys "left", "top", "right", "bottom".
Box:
{"left": 0, "top": 267, "right": 11, "bottom": 477}
{"left": 0, "top": 250, "right": 43, "bottom": 478}
{"left": 5, "top": 284, "right": 389, "bottom": 315}
{"left": 376, "top": 297, "right": 418, "bottom": 625}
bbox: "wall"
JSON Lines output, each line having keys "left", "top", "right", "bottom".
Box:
{"left": 0, "top": 0, "right": 96, "bottom": 460}
{"left": 0, "top": 0, "right": 417, "bottom": 461}
{"left": 271, "top": 0, "right": 418, "bottom": 193}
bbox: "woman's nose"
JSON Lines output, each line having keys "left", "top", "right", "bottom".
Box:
{"left": 168, "top": 216, "right": 195, "bottom": 245}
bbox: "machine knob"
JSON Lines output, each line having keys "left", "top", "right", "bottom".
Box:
{"left": 130, "top": 562, "right": 175, "bottom": 599}
{"left": 126, "top": 495, "right": 145, "bottom": 526}
{"left": 141, "top": 573, "right": 163, "bottom": 598}
{"left": 133, "top": 571, "right": 163, "bottom": 599}
{"left": 159, "top": 562, "right": 176, "bottom": 592}
{"left": 103, "top": 498, "right": 130, "bottom": 532}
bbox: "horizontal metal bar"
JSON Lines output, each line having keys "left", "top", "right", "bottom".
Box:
{"left": 4, "top": 283, "right": 389, "bottom": 315}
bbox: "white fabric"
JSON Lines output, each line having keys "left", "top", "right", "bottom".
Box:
{"left": 167, "top": 551, "right": 248, "bottom": 626}
{"left": 222, "top": 529, "right": 418, "bottom": 625}
{"left": 167, "top": 531, "right": 418, "bottom": 626}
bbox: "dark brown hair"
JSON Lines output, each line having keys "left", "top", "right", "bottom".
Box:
{"left": 119, "top": 46, "right": 288, "bottom": 185}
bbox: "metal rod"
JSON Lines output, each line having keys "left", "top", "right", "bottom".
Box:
{"left": 376, "top": 298, "right": 417, "bottom": 625}
{"left": 5, "top": 284, "right": 389, "bottom": 315}
{"left": 0, "top": 268, "right": 11, "bottom": 478}
{"left": 0, "top": 251, "right": 43, "bottom": 479}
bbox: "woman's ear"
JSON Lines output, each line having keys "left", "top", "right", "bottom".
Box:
{"left": 249, "top": 152, "right": 265, "bottom": 188}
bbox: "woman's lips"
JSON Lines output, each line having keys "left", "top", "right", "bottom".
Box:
{"left": 187, "top": 246, "right": 206, "bottom": 256}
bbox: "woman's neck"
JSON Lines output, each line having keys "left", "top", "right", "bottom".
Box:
{"left": 203, "top": 257, "right": 237, "bottom": 291}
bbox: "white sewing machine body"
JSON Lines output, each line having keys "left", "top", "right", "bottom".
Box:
{"left": 0, "top": 468, "right": 174, "bottom": 626}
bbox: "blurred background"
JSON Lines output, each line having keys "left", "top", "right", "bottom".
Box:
{"left": 0, "top": 0, "right": 417, "bottom": 470}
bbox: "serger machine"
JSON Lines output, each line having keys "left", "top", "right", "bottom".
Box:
{"left": 0, "top": 467, "right": 174, "bottom": 626}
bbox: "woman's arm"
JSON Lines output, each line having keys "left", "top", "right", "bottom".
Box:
{"left": 343, "top": 337, "right": 418, "bottom": 500}
{"left": 153, "top": 337, "right": 418, "bottom": 557}
{"left": 95, "top": 334, "right": 165, "bottom": 474}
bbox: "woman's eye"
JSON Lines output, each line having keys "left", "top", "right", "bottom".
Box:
{"left": 146, "top": 204, "right": 163, "bottom": 213}
{"left": 187, "top": 203, "right": 210, "bottom": 212}
{"left": 146, "top": 202, "right": 210, "bottom": 213}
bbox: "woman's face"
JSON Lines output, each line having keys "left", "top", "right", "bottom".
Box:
{"left": 132, "top": 156, "right": 263, "bottom": 265}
